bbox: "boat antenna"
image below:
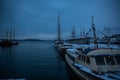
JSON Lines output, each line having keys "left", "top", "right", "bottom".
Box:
{"left": 91, "top": 16, "right": 98, "bottom": 48}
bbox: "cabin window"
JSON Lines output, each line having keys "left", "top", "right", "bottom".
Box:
{"left": 79, "top": 54, "right": 81, "bottom": 60}
{"left": 81, "top": 55, "right": 84, "bottom": 61}
{"left": 67, "top": 54, "right": 75, "bottom": 62}
{"left": 75, "top": 52, "right": 79, "bottom": 54}
{"left": 81, "top": 55, "right": 83, "bottom": 60}
{"left": 87, "top": 56, "right": 90, "bottom": 64}
{"left": 83, "top": 55, "right": 86, "bottom": 62}
{"left": 105, "top": 56, "right": 115, "bottom": 65}
{"left": 95, "top": 56, "right": 105, "bottom": 65}
{"left": 115, "top": 56, "right": 120, "bottom": 65}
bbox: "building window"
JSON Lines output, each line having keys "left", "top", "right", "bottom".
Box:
{"left": 105, "top": 56, "right": 115, "bottom": 65}
{"left": 115, "top": 56, "right": 120, "bottom": 65}
{"left": 95, "top": 56, "right": 105, "bottom": 65}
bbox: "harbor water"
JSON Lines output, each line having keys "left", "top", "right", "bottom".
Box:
{"left": 0, "top": 41, "right": 77, "bottom": 80}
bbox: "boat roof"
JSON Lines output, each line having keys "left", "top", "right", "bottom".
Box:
{"left": 73, "top": 44, "right": 120, "bottom": 50}
{"left": 55, "top": 41, "right": 64, "bottom": 44}
{"left": 87, "top": 49, "right": 120, "bottom": 56}
{"left": 66, "top": 49, "right": 79, "bottom": 56}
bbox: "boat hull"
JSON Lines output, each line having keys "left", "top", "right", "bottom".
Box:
{"left": 65, "top": 62, "right": 85, "bottom": 80}
{"left": 65, "top": 54, "right": 103, "bottom": 80}
{"left": 0, "top": 40, "right": 19, "bottom": 47}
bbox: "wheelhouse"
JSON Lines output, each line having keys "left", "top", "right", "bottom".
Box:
{"left": 86, "top": 50, "right": 120, "bottom": 73}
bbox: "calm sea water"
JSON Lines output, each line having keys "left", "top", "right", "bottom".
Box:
{"left": 0, "top": 41, "right": 76, "bottom": 80}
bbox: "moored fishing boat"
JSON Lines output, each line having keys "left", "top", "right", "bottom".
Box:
{"left": 58, "top": 43, "right": 73, "bottom": 56}
{"left": 54, "top": 40, "right": 64, "bottom": 49}
{"left": 65, "top": 16, "right": 120, "bottom": 80}
{"left": 65, "top": 48, "right": 120, "bottom": 80}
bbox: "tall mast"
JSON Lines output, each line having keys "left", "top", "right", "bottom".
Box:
{"left": 91, "top": 16, "right": 98, "bottom": 48}
{"left": 83, "top": 27, "right": 85, "bottom": 38}
{"left": 57, "top": 13, "right": 61, "bottom": 40}
{"left": 80, "top": 27, "right": 83, "bottom": 38}
{"left": 72, "top": 26, "right": 75, "bottom": 39}
{"left": 6, "top": 28, "right": 9, "bottom": 40}
{"left": 9, "top": 26, "right": 12, "bottom": 40}
{"left": 13, "top": 28, "right": 15, "bottom": 40}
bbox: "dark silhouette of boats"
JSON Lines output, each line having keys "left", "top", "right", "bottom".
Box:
{"left": 0, "top": 27, "right": 19, "bottom": 47}
{"left": 0, "top": 40, "right": 19, "bottom": 47}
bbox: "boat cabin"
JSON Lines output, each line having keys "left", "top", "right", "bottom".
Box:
{"left": 66, "top": 49, "right": 79, "bottom": 63}
{"left": 79, "top": 49, "right": 120, "bottom": 74}
{"left": 58, "top": 44, "right": 73, "bottom": 52}
{"left": 54, "top": 40, "right": 64, "bottom": 48}
{"left": 67, "top": 48, "right": 120, "bottom": 74}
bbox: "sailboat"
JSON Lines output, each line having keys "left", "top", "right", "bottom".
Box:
{"left": 0, "top": 27, "right": 19, "bottom": 47}
{"left": 54, "top": 13, "right": 64, "bottom": 48}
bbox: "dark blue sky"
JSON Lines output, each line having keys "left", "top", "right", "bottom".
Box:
{"left": 0, "top": 0, "right": 120, "bottom": 40}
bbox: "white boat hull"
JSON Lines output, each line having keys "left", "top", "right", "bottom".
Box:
{"left": 65, "top": 54, "right": 104, "bottom": 80}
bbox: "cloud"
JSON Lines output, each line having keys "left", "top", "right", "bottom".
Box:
{"left": 0, "top": 0, "right": 120, "bottom": 40}
{"left": 18, "top": 32, "right": 56, "bottom": 40}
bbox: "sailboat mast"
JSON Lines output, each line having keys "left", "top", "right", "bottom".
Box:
{"left": 13, "top": 28, "right": 15, "bottom": 40}
{"left": 83, "top": 27, "right": 85, "bottom": 38}
{"left": 9, "top": 26, "right": 12, "bottom": 40}
{"left": 72, "top": 26, "right": 75, "bottom": 39}
{"left": 6, "top": 28, "right": 9, "bottom": 40}
{"left": 80, "top": 27, "right": 83, "bottom": 38}
{"left": 91, "top": 16, "right": 98, "bottom": 48}
{"left": 57, "top": 13, "right": 61, "bottom": 41}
